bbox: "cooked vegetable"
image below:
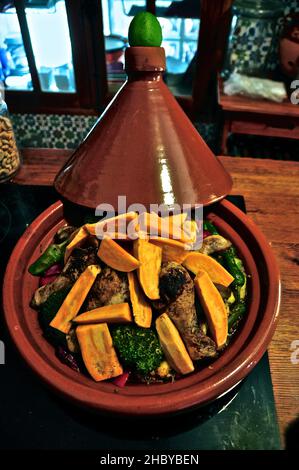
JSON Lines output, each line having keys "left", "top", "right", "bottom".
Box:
{"left": 31, "top": 214, "right": 249, "bottom": 385}
{"left": 199, "top": 235, "right": 231, "bottom": 255}
{"left": 203, "top": 220, "right": 218, "bottom": 235}
{"left": 56, "top": 346, "right": 80, "bottom": 373}
{"left": 138, "top": 212, "right": 192, "bottom": 243}
{"left": 50, "top": 264, "right": 101, "bottom": 334}
{"left": 226, "top": 290, "right": 236, "bottom": 305}
{"left": 64, "top": 226, "right": 89, "bottom": 263}
{"left": 39, "top": 288, "right": 71, "bottom": 347}
{"left": 39, "top": 262, "right": 62, "bottom": 286}
{"left": 222, "top": 247, "right": 245, "bottom": 287}
{"left": 74, "top": 303, "right": 132, "bottom": 325}
{"left": 111, "top": 324, "right": 164, "bottom": 376}
{"left": 163, "top": 212, "right": 187, "bottom": 225}
{"left": 194, "top": 270, "right": 228, "bottom": 349}
{"left": 156, "top": 360, "right": 171, "bottom": 378}
{"left": 85, "top": 212, "right": 138, "bottom": 236}
{"left": 54, "top": 225, "right": 77, "bottom": 243}
{"left": 133, "top": 238, "right": 162, "bottom": 300}
{"left": 128, "top": 272, "right": 152, "bottom": 327}
{"left": 39, "top": 274, "right": 57, "bottom": 287}
{"left": 76, "top": 323, "right": 123, "bottom": 381}
{"left": 98, "top": 236, "right": 140, "bottom": 272}
{"left": 156, "top": 313, "right": 194, "bottom": 375}
{"left": 234, "top": 257, "right": 247, "bottom": 300}
{"left": 183, "top": 252, "right": 234, "bottom": 287}
{"left": 113, "top": 371, "right": 130, "bottom": 387}
{"left": 44, "top": 264, "right": 62, "bottom": 276}
{"left": 29, "top": 239, "right": 69, "bottom": 276}
{"left": 149, "top": 237, "right": 188, "bottom": 264}
{"left": 66, "top": 327, "right": 80, "bottom": 353}
{"left": 228, "top": 302, "right": 247, "bottom": 331}
{"left": 182, "top": 220, "right": 198, "bottom": 244}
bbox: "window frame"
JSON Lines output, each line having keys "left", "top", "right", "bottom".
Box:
{"left": 4, "top": 0, "right": 108, "bottom": 115}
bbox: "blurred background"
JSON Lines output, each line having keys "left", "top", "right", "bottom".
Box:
{"left": 0, "top": 0, "right": 299, "bottom": 158}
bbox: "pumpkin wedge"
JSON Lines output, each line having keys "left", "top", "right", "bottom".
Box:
{"left": 183, "top": 252, "right": 234, "bottom": 287}
{"left": 133, "top": 238, "right": 162, "bottom": 300}
{"left": 149, "top": 237, "right": 188, "bottom": 264}
{"left": 182, "top": 220, "right": 198, "bottom": 244}
{"left": 156, "top": 313, "right": 194, "bottom": 375}
{"left": 50, "top": 264, "right": 101, "bottom": 334}
{"left": 194, "top": 270, "right": 228, "bottom": 349}
{"left": 74, "top": 303, "right": 132, "bottom": 325}
{"left": 138, "top": 212, "right": 191, "bottom": 243}
{"left": 128, "top": 272, "right": 152, "bottom": 328}
{"left": 76, "top": 323, "right": 123, "bottom": 381}
{"left": 85, "top": 211, "right": 138, "bottom": 237}
{"left": 64, "top": 226, "right": 89, "bottom": 263}
{"left": 98, "top": 236, "right": 140, "bottom": 272}
{"left": 163, "top": 212, "right": 188, "bottom": 225}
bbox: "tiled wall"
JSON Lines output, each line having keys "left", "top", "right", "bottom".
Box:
{"left": 10, "top": 113, "right": 217, "bottom": 151}
{"left": 11, "top": 113, "right": 98, "bottom": 149}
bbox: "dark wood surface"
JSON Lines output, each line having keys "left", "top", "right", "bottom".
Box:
{"left": 13, "top": 148, "right": 299, "bottom": 445}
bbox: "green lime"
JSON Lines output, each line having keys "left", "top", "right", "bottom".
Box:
{"left": 128, "top": 12, "right": 163, "bottom": 47}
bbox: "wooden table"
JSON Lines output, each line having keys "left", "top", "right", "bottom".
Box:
{"left": 14, "top": 148, "right": 299, "bottom": 446}
{"left": 218, "top": 78, "right": 299, "bottom": 155}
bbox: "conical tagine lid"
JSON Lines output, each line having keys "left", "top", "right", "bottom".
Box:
{"left": 55, "top": 45, "right": 232, "bottom": 210}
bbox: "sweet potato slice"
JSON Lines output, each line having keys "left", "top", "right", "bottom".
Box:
{"left": 149, "top": 237, "right": 188, "bottom": 264}
{"left": 138, "top": 212, "right": 192, "bottom": 243}
{"left": 85, "top": 212, "right": 137, "bottom": 237}
{"left": 98, "top": 236, "right": 140, "bottom": 272}
{"left": 194, "top": 270, "right": 228, "bottom": 349}
{"left": 133, "top": 238, "right": 162, "bottom": 300}
{"left": 76, "top": 323, "right": 123, "bottom": 381}
{"left": 163, "top": 212, "right": 188, "bottom": 225}
{"left": 156, "top": 313, "right": 194, "bottom": 375}
{"left": 50, "top": 265, "right": 101, "bottom": 334}
{"left": 74, "top": 303, "right": 132, "bottom": 325}
{"left": 182, "top": 220, "right": 198, "bottom": 244}
{"left": 64, "top": 226, "right": 89, "bottom": 263}
{"left": 183, "top": 252, "right": 234, "bottom": 287}
{"left": 128, "top": 272, "right": 152, "bottom": 328}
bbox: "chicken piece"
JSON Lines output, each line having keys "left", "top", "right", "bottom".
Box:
{"left": 199, "top": 235, "right": 231, "bottom": 256}
{"left": 31, "top": 247, "right": 99, "bottom": 308}
{"left": 84, "top": 266, "right": 129, "bottom": 311}
{"left": 156, "top": 262, "right": 217, "bottom": 360}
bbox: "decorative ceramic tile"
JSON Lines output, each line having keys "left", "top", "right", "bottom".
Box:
{"left": 225, "top": 0, "right": 299, "bottom": 77}
{"left": 284, "top": 0, "right": 299, "bottom": 16}
{"left": 227, "top": 12, "right": 284, "bottom": 76}
{"left": 10, "top": 112, "right": 217, "bottom": 155}
{"left": 10, "top": 113, "right": 98, "bottom": 149}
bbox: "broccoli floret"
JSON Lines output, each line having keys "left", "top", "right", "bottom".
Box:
{"left": 39, "top": 288, "right": 70, "bottom": 348}
{"left": 111, "top": 324, "right": 164, "bottom": 376}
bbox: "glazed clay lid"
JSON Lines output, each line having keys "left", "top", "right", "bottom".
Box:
{"left": 54, "top": 46, "right": 232, "bottom": 209}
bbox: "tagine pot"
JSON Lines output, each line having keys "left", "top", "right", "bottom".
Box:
{"left": 54, "top": 47, "right": 232, "bottom": 217}
{"left": 3, "top": 49, "right": 281, "bottom": 417}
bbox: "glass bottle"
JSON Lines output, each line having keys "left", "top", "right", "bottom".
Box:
{"left": 0, "top": 91, "right": 21, "bottom": 182}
